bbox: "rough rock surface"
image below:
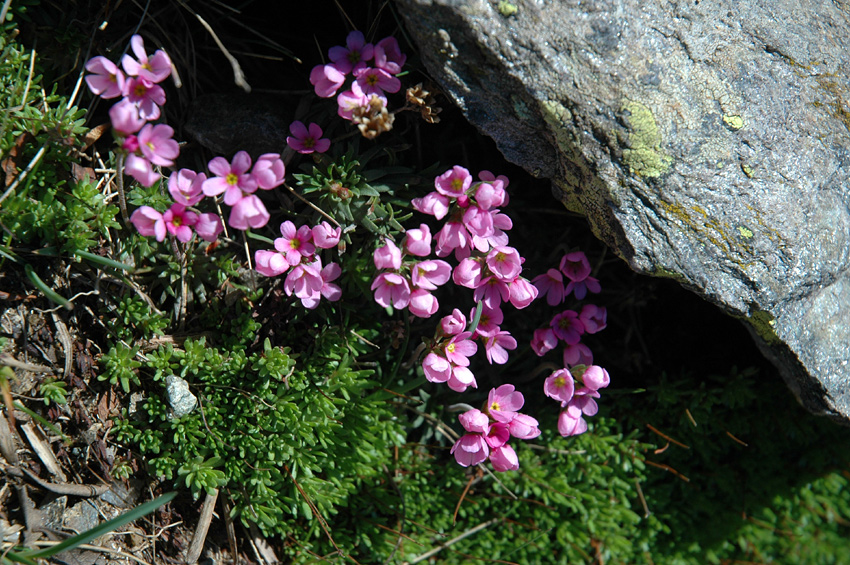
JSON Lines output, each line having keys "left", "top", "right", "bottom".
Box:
{"left": 396, "top": 0, "right": 850, "bottom": 422}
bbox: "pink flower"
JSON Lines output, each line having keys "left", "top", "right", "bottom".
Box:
{"left": 354, "top": 66, "right": 401, "bottom": 96}
{"left": 301, "top": 262, "right": 343, "bottom": 308}
{"left": 277, "top": 221, "right": 316, "bottom": 266}
{"left": 408, "top": 289, "right": 439, "bottom": 318}
{"left": 459, "top": 409, "right": 490, "bottom": 434}
{"left": 370, "top": 272, "right": 411, "bottom": 309}
{"left": 508, "top": 277, "right": 538, "bottom": 308}
{"left": 544, "top": 368, "right": 575, "bottom": 403}
{"left": 130, "top": 206, "right": 165, "bottom": 241}
{"left": 252, "top": 153, "right": 286, "bottom": 189}
{"left": 195, "top": 213, "right": 223, "bottom": 242}
{"left": 531, "top": 328, "right": 559, "bottom": 356}
{"left": 124, "top": 154, "right": 159, "bottom": 187}
{"left": 563, "top": 343, "right": 593, "bottom": 367}
{"left": 85, "top": 56, "right": 125, "bottom": 98}
{"left": 486, "top": 246, "right": 522, "bottom": 281}
{"left": 487, "top": 384, "right": 524, "bottom": 423}
{"left": 336, "top": 85, "right": 371, "bottom": 120}
{"left": 284, "top": 261, "right": 323, "bottom": 300}
{"left": 434, "top": 221, "right": 470, "bottom": 257}
{"left": 489, "top": 445, "right": 519, "bottom": 472}
{"left": 447, "top": 365, "right": 477, "bottom": 392}
{"left": 422, "top": 352, "right": 451, "bottom": 383}
{"left": 550, "top": 310, "right": 585, "bottom": 345}
{"left": 508, "top": 413, "right": 541, "bottom": 440}
{"left": 472, "top": 211, "right": 512, "bottom": 253}
{"left": 121, "top": 35, "right": 172, "bottom": 83}
{"left": 109, "top": 98, "right": 145, "bottom": 135}
{"left": 161, "top": 204, "right": 198, "bottom": 242}
{"left": 440, "top": 309, "right": 467, "bottom": 336}
{"left": 312, "top": 222, "right": 341, "bottom": 249}
{"left": 451, "top": 433, "right": 489, "bottom": 467}
{"left": 403, "top": 224, "right": 432, "bottom": 256}
{"left": 310, "top": 63, "right": 346, "bottom": 98}
{"left": 286, "top": 121, "right": 330, "bottom": 154}
{"left": 582, "top": 365, "right": 610, "bottom": 391}
{"left": 473, "top": 277, "right": 511, "bottom": 310}
{"left": 328, "top": 31, "right": 374, "bottom": 74}
{"left": 373, "top": 239, "right": 402, "bottom": 270}
{"left": 411, "top": 259, "right": 452, "bottom": 290}
{"left": 443, "top": 332, "right": 477, "bottom": 367}
{"left": 561, "top": 251, "right": 601, "bottom": 299}
{"left": 484, "top": 422, "right": 510, "bottom": 448}
{"left": 168, "top": 169, "right": 206, "bottom": 206}
{"left": 474, "top": 182, "right": 507, "bottom": 210}
{"left": 580, "top": 304, "right": 607, "bottom": 334}
{"left": 435, "top": 166, "right": 472, "bottom": 198}
{"left": 411, "top": 192, "right": 450, "bottom": 220}
{"left": 557, "top": 393, "right": 599, "bottom": 437}
{"left": 255, "top": 249, "right": 289, "bottom": 277}
{"left": 122, "top": 77, "right": 166, "bottom": 121}
{"left": 484, "top": 331, "right": 517, "bottom": 365}
{"left": 137, "top": 124, "right": 179, "bottom": 167}
{"left": 373, "top": 37, "right": 406, "bottom": 75}
{"left": 532, "top": 268, "right": 566, "bottom": 306}
{"left": 452, "top": 257, "right": 484, "bottom": 289}
{"left": 462, "top": 206, "right": 494, "bottom": 238}
{"left": 202, "top": 151, "right": 257, "bottom": 203}
{"left": 228, "top": 194, "right": 269, "bottom": 230}
{"left": 472, "top": 305, "right": 503, "bottom": 338}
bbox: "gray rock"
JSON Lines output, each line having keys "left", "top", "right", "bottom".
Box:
{"left": 63, "top": 500, "right": 99, "bottom": 533}
{"left": 166, "top": 375, "right": 197, "bottom": 418}
{"left": 396, "top": 0, "right": 850, "bottom": 422}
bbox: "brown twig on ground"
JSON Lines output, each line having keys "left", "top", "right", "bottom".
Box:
{"left": 186, "top": 488, "right": 218, "bottom": 564}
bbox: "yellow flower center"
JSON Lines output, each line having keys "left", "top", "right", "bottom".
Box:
{"left": 290, "top": 239, "right": 300, "bottom": 250}
{"left": 226, "top": 173, "right": 239, "bottom": 186}
{"left": 451, "top": 178, "right": 463, "bottom": 191}
{"left": 134, "top": 83, "right": 147, "bottom": 97}
{"left": 554, "top": 376, "right": 566, "bottom": 388}
{"left": 490, "top": 402, "right": 500, "bottom": 412}
{"left": 172, "top": 216, "right": 182, "bottom": 227}
{"left": 446, "top": 343, "right": 456, "bottom": 353}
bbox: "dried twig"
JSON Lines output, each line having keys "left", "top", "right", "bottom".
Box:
{"left": 186, "top": 488, "right": 218, "bottom": 564}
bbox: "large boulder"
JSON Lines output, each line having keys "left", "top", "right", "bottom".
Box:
{"left": 396, "top": 0, "right": 850, "bottom": 422}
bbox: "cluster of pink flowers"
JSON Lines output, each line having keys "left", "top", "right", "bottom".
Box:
{"left": 531, "top": 251, "right": 611, "bottom": 436}
{"left": 450, "top": 385, "right": 541, "bottom": 472}
{"left": 254, "top": 221, "right": 343, "bottom": 308}
{"left": 85, "top": 35, "right": 178, "bottom": 187}
{"left": 310, "top": 31, "right": 406, "bottom": 123}
{"left": 544, "top": 364, "right": 610, "bottom": 436}
{"left": 531, "top": 252, "right": 606, "bottom": 368}
{"left": 370, "top": 231, "right": 452, "bottom": 318}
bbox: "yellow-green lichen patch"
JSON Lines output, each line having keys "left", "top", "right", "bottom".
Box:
{"left": 497, "top": 1, "right": 518, "bottom": 16}
{"left": 748, "top": 309, "right": 780, "bottom": 344}
{"left": 722, "top": 114, "right": 745, "bottom": 130}
{"left": 620, "top": 100, "right": 672, "bottom": 178}
{"left": 539, "top": 99, "right": 574, "bottom": 153}
{"left": 738, "top": 226, "right": 754, "bottom": 239}
{"left": 741, "top": 163, "right": 754, "bottom": 178}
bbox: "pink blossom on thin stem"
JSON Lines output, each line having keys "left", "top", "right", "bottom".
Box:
{"left": 85, "top": 56, "right": 125, "bottom": 99}
{"left": 580, "top": 304, "right": 607, "bottom": 334}
{"left": 109, "top": 99, "right": 145, "bottom": 135}
{"left": 487, "top": 384, "right": 524, "bottom": 423}
{"left": 435, "top": 166, "right": 472, "bottom": 199}
{"left": 252, "top": 153, "right": 286, "bottom": 189}
{"left": 563, "top": 343, "right": 593, "bottom": 367}
{"left": 410, "top": 259, "right": 452, "bottom": 290}
{"left": 162, "top": 203, "right": 198, "bottom": 242}
{"left": 301, "top": 262, "right": 343, "bottom": 309}
{"left": 561, "top": 251, "right": 601, "bottom": 299}
{"left": 124, "top": 154, "right": 159, "bottom": 187}
{"left": 403, "top": 224, "right": 432, "bottom": 256}
{"left": 551, "top": 310, "right": 585, "bottom": 345}
{"left": 286, "top": 121, "right": 330, "bottom": 154}
{"left": 328, "top": 30, "right": 374, "bottom": 75}
{"left": 408, "top": 288, "right": 439, "bottom": 318}
{"left": 544, "top": 368, "right": 575, "bottom": 403}
{"left": 532, "top": 268, "right": 566, "bottom": 306}
{"left": 137, "top": 124, "right": 179, "bottom": 167}
{"left": 354, "top": 66, "right": 401, "bottom": 96}
{"left": 168, "top": 169, "right": 205, "bottom": 206}
{"left": 255, "top": 249, "right": 290, "bottom": 277}
{"left": 370, "top": 272, "right": 411, "bottom": 309}
{"left": 123, "top": 77, "right": 166, "bottom": 121}
{"left": 130, "top": 206, "right": 165, "bottom": 241}
{"left": 276, "top": 221, "right": 316, "bottom": 266}
{"left": 121, "top": 35, "right": 172, "bottom": 83}
{"left": 195, "top": 213, "right": 223, "bottom": 242}
{"left": 284, "top": 261, "right": 324, "bottom": 301}
{"left": 310, "top": 63, "right": 346, "bottom": 98}
{"left": 336, "top": 84, "right": 371, "bottom": 120}
{"left": 440, "top": 309, "right": 467, "bottom": 337}
{"left": 531, "top": 327, "right": 559, "bottom": 356}
{"left": 312, "top": 222, "right": 341, "bottom": 249}
{"left": 484, "top": 331, "right": 517, "bottom": 365}
{"left": 411, "top": 192, "right": 450, "bottom": 220}
{"left": 228, "top": 195, "right": 269, "bottom": 230}
{"left": 202, "top": 151, "right": 257, "bottom": 204}
{"left": 373, "top": 239, "right": 402, "bottom": 270}
{"left": 373, "top": 37, "right": 407, "bottom": 75}
{"left": 486, "top": 246, "right": 522, "bottom": 281}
